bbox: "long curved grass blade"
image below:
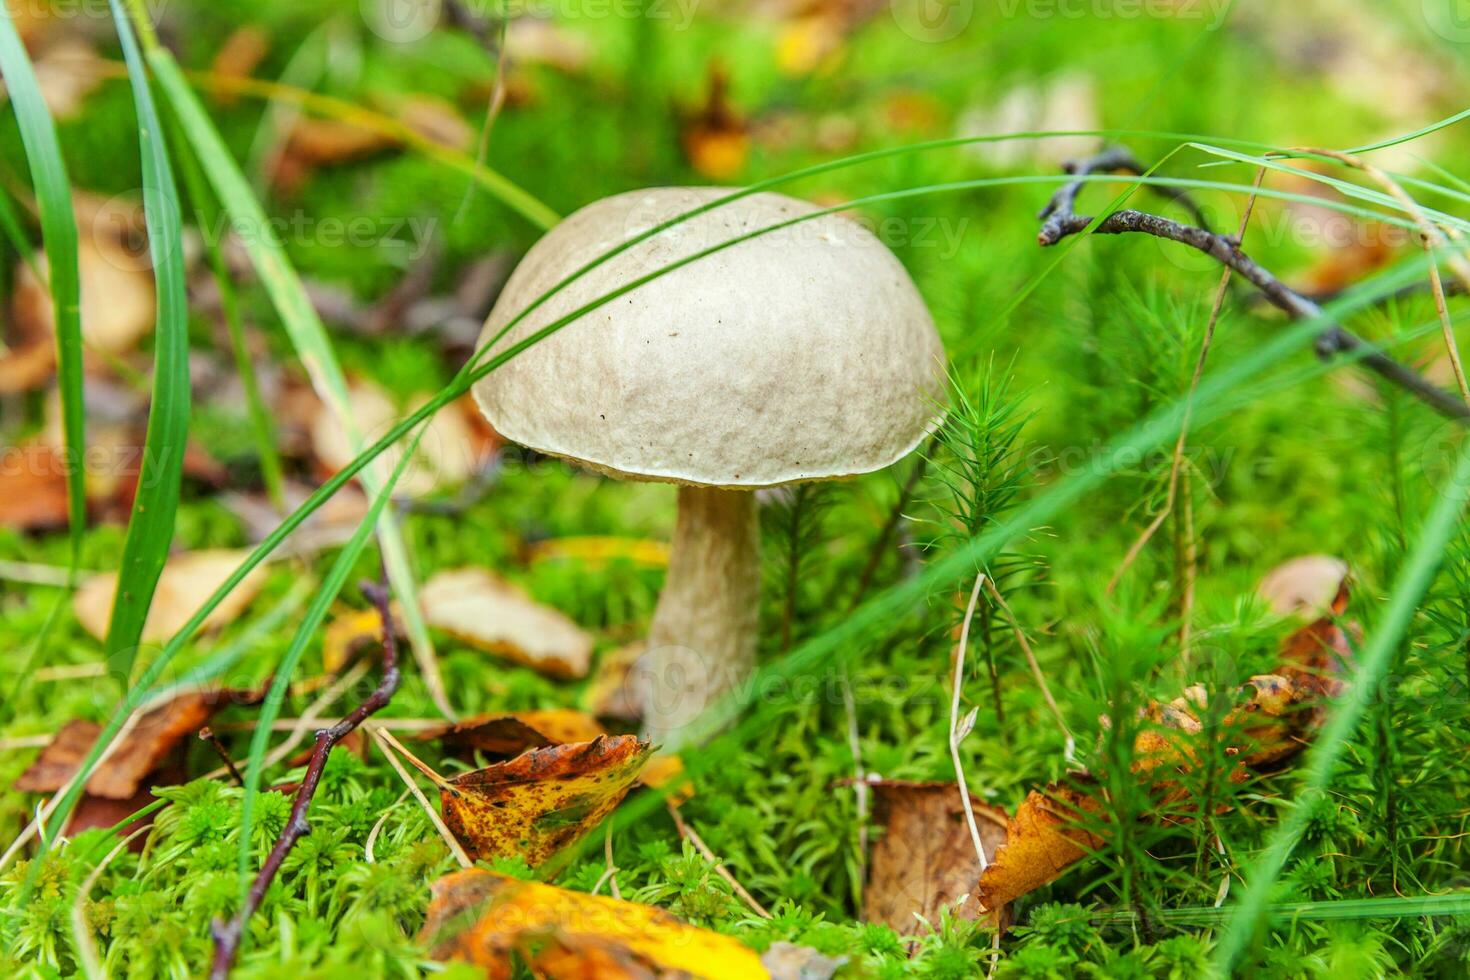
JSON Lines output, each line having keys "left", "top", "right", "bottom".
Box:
{"left": 102, "top": 0, "right": 191, "bottom": 685}
{"left": 139, "top": 39, "right": 450, "bottom": 717}
{"left": 1211, "top": 443, "right": 1470, "bottom": 972}
{"left": 168, "top": 120, "right": 286, "bottom": 511}
{"left": 0, "top": 6, "right": 84, "bottom": 570}
{"left": 1101, "top": 890, "right": 1470, "bottom": 927}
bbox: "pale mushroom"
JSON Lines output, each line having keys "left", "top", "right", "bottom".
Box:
{"left": 471, "top": 187, "right": 945, "bottom": 745}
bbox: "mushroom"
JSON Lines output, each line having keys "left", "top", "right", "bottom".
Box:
{"left": 470, "top": 187, "right": 945, "bottom": 745}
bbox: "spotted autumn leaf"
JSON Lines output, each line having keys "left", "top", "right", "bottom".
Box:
{"left": 419, "top": 567, "right": 593, "bottom": 679}
{"left": 862, "top": 780, "right": 1007, "bottom": 935}
{"left": 422, "top": 708, "right": 692, "bottom": 803}
{"left": 440, "top": 734, "right": 652, "bottom": 865}
{"left": 71, "top": 549, "right": 268, "bottom": 644}
{"left": 420, "top": 868, "right": 770, "bottom": 980}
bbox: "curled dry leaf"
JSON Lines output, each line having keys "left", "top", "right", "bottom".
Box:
{"left": 420, "top": 567, "right": 593, "bottom": 679}
{"left": 424, "top": 707, "right": 692, "bottom": 804}
{"left": 72, "top": 549, "right": 269, "bottom": 644}
{"left": 863, "top": 780, "right": 1008, "bottom": 935}
{"left": 1258, "top": 555, "right": 1350, "bottom": 619}
{"left": 975, "top": 782, "right": 1104, "bottom": 912}
{"left": 421, "top": 868, "right": 769, "bottom": 979}
{"left": 440, "top": 734, "right": 652, "bottom": 865}
{"left": 15, "top": 687, "right": 260, "bottom": 800}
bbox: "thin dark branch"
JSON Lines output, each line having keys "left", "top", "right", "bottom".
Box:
{"left": 209, "top": 579, "right": 402, "bottom": 980}
{"left": 1037, "top": 146, "right": 1210, "bottom": 246}
{"left": 1037, "top": 149, "right": 1470, "bottom": 423}
{"left": 199, "top": 727, "right": 244, "bottom": 787}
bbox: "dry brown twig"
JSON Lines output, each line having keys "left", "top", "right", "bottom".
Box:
{"left": 949, "top": 572, "right": 992, "bottom": 873}
{"left": 209, "top": 580, "right": 402, "bottom": 980}
{"left": 665, "top": 801, "right": 771, "bottom": 919}
{"left": 1037, "top": 147, "right": 1470, "bottom": 423}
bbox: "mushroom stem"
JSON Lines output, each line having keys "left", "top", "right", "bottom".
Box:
{"left": 640, "top": 485, "right": 760, "bottom": 748}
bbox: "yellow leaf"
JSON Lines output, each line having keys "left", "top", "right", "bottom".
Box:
{"left": 528, "top": 536, "right": 670, "bottom": 569}
{"left": 421, "top": 868, "right": 770, "bottom": 979}
{"left": 440, "top": 735, "right": 651, "bottom": 865}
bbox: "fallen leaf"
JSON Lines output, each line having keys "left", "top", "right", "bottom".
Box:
{"left": 957, "top": 72, "right": 1099, "bottom": 168}
{"left": 503, "top": 18, "right": 592, "bottom": 73}
{"left": 421, "top": 868, "right": 770, "bottom": 979}
{"left": 761, "top": 942, "right": 847, "bottom": 980}
{"left": 0, "top": 443, "right": 71, "bottom": 531}
{"left": 72, "top": 549, "right": 269, "bottom": 645}
{"left": 420, "top": 567, "right": 593, "bottom": 678}
{"left": 440, "top": 734, "right": 652, "bottom": 865}
{"left": 30, "top": 38, "right": 106, "bottom": 119}
{"left": 310, "top": 380, "right": 487, "bottom": 498}
{"left": 1258, "top": 555, "right": 1350, "bottom": 619}
{"left": 224, "top": 479, "right": 371, "bottom": 557}
{"left": 14, "top": 232, "right": 155, "bottom": 355}
{"left": 584, "top": 640, "right": 646, "bottom": 723}
{"left": 398, "top": 94, "right": 475, "bottom": 151}
{"left": 528, "top": 537, "right": 670, "bottom": 569}
{"left": 975, "top": 782, "right": 1104, "bottom": 912}
{"left": 863, "top": 780, "right": 1007, "bottom": 935}
{"left": 323, "top": 605, "right": 402, "bottom": 673}
{"left": 680, "top": 63, "right": 748, "bottom": 181}
{"left": 15, "top": 687, "right": 260, "bottom": 799}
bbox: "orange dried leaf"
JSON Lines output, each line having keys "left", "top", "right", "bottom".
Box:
{"left": 863, "top": 780, "right": 1007, "bottom": 935}
{"left": 440, "top": 735, "right": 652, "bottom": 865}
{"left": 976, "top": 783, "right": 1104, "bottom": 912}
{"left": 421, "top": 868, "right": 770, "bottom": 979}
{"left": 0, "top": 443, "right": 71, "bottom": 530}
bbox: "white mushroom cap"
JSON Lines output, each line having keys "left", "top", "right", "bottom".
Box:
{"left": 472, "top": 187, "right": 946, "bottom": 488}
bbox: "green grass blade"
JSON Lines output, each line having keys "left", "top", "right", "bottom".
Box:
{"left": 141, "top": 42, "right": 449, "bottom": 716}
{"left": 102, "top": 0, "right": 192, "bottom": 685}
{"left": 1211, "top": 443, "right": 1470, "bottom": 973}
{"left": 168, "top": 117, "right": 286, "bottom": 511}
{"left": 0, "top": 178, "right": 39, "bottom": 278}
{"left": 0, "top": 5, "right": 85, "bottom": 571}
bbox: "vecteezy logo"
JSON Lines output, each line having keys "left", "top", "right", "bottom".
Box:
{"left": 362, "top": 0, "right": 442, "bottom": 43}
{"left": 891, "top": 0, "right": 975, "bottom": 42}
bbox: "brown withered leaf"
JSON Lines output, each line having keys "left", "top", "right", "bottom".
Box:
{"left": 680, "top": 63, "right": 748, "bottom": 181}
{"left": 975, "top": 782, "right": 1105, "bottom": 912}
{"left": 0, "top": 443, "right": 71, "bottom": 530}
{"left": 1258, "top": 555, "right": 1349, "bottom": 620}
{"left": 440, "top": 734, "right": 651, "bottom": 865}
{"left": 420, "top": 568, "right": 593, "bottom": 679}
{"left": 15, "top": 687, "right": 260, "bottom": 800}
{"left": 863, "top": 780, "right": 1008, "bottom": 935}
{"left": 72, "top": 549, "right": 269, "bottom": 645}
{"left": 420, "top": 868, "right": 769, "bottom": 979}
